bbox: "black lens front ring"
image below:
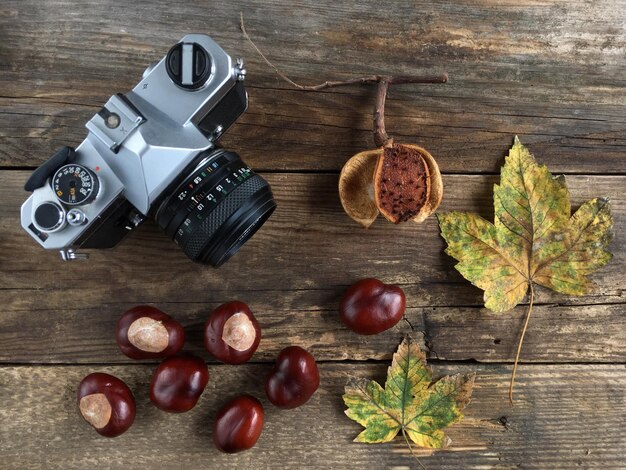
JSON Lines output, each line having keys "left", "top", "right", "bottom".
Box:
{"left": 199, "top": 185, "right": 276, "bottom": 266}
{"left": 154, "top": 148, "right": 276, "bottom": 266}
{"left": 176, "top": 174, "right": 273, "bottom": 263}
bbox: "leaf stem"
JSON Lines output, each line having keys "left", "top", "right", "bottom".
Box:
{"left": 401, "top": 427, "right": 427, "bottom": 470}
{"left": 509, "top": 283, "right": 534, "bottom": 404}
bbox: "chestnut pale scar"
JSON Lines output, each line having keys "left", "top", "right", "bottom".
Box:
{"left": 222, "top": 312, "right": 256, "bottom": 351}
{"left": 79, "top": 393, "right": 112, "bottom": 429}
{"left": 127, "top": 317, "right": 169, "bottom": 353}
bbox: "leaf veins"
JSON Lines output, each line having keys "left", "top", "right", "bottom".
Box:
{"left": 343, "top": 336, "right": 475, "bottom": 460}
{"left": 437, "top": 136, "right": 613, "bottom": 402}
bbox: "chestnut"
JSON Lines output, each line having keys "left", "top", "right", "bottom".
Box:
{"left": 204, "top": 301, "right": 261, "bottom": 364}
{"left": 213, "top": 395, "right": 264, "bottom": 453}
{"left": 77, "top": 372, "right": 135, "bottom": 437}
{"left": 116, "top": 305, "right": 185, "bottom": 360}
{"left": 339, "top": 278, "right": 406, "bottom": 335}
{"left": 150, "top": 353, "right": 209, "bottom": 413}
{"left": 265, "top": 346, "right": 320, "bottom": 409}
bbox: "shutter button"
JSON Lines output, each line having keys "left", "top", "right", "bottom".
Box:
{"left": 165, "top": 42, "right": 211, "bottom": 90}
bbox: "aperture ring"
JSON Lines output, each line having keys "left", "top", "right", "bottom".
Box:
{"left": 162, "top": 159, "right": 249, "bottom": 238}
{"left": 176, "top": 175, "right": 268, "bottom": 261}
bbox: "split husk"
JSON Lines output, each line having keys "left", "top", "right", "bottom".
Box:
{"left": 239, "top": 14, "right": 445, "bottom": 229}
{"left": 338, "top": 149, "right": 380, "bottom": 228}
{"left": 339, "top": 143, "right": 443, "bottom": 227}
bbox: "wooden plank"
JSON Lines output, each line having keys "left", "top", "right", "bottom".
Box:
{"left": 1, "top": 1, "right": 625, "bottom": 172}
{"left": 3, "top": 172, "right": 624, "bottom": 302}
{"left": 2, "top": 2, "right": 624, "bottom": 470}
{"left": 0, "top": 363, "right": 624, "bottom": 469}
{"left": 426, "top": 303, "right": 626, "bottom": 363}
{"left": 2, "top": 301, "right": 625, "bottom": 364}
{"left": 1, "top": 171, "right": 624, "bottom": 363}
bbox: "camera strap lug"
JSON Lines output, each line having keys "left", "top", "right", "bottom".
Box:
{"left": 124, "top": 211, "right": 145, "bottom": 231}
{"left": 86, "top": 94, "right": 145, "bottom": 152}
{"left": 234, "top": 58, "right": 246, "bottom": 81}
{"left": 59, "top": 248, "right": 89, "bottom": 261}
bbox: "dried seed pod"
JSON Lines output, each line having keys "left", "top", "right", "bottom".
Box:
{"left": 375, "top": 143, "right": 442, "bottom": 223}
{"left": 374, "top": 144, "right": 431, "bottom": 223}
{"left": 404, "top": 143, "right": 443, "bottom": 223}
{"left": 338, "top": 149, "right": 379, "bottom": 228}
{"left": 339, "top": 143, "right": 442, "bottom": 227}
{"left": 238, "top": 20, "right": 448, "bottom": 229}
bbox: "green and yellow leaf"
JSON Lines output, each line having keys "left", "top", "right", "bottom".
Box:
{"left": 343, "top": 337, "right": 475, "bottom": 450}
{"left": 533, "top": 197, "right": 613, "bottom": 294}
{"left": 437, "top": 136, "right": 613, "bottom": 312}
{"left": 437, "top": 136, "right": 614, "bottom": 402}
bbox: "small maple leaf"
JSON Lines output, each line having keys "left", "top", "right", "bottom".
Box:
{"left": 437, "top": 136, "right": 613, "bottom": 401}
{"left": 343, "top": 336, "right": 475, "bottom": 455}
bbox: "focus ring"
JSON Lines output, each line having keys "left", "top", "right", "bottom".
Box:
{"left": 178, "top": 175, "right": 268, "bottom": 261}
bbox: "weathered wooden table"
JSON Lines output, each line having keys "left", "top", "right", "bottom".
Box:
{"left": 1, "top": 1, "right": 625, "bottom": 468}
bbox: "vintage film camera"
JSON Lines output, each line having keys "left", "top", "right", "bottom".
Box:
{"left": 21, "top": 35, "right": 276, "bottom": 266}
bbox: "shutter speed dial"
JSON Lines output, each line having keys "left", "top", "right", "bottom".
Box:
{"left": 52, "top": 164, "right": 100, "bottom": 206}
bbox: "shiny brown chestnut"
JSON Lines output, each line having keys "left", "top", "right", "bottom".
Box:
{"left": 77, "top": 372, "right": 135, "bottom": 437}
{"left": 150, "top": 353, "right": 209, "bottom": 413}
{"left": 213, "top": 395, "right": 264, "bottom": 453}
{"left": 265, "top": 346, "right": 320, "bottom": 409}
{"left": 204, "top": 301, "right": 261, "bottom": 364}
{"left": 116, "top": 305, "right": 185, "bottom": 360}
{"left": 339, "top": 278, "right": 406, "bottom": 335}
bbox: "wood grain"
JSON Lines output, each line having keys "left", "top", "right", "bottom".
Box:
{"left": 2, "top": 300, "right": 626, "bottom": 364}
{"left": 1, "top": 1, "right": 625, "bottom": 468}
{"left": 1, "top": 171, "right": 623, "bottom": 364}
{"left": 1, "top": 363, "right": 624, "bottom": 469}
{"left": 0, "top": 1, "right": 625, "bottom": 172}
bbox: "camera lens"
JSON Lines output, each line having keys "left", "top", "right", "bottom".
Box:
{"left": 155, "top": 149, "right": 276, "bottom": 267}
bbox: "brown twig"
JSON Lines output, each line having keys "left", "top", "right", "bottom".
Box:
{"left": 509, "top": 283, "right": 534, "bottom": 404}
{"left": 374, "top": 78, "right": 391, "bottom": 147}
{"left": 239, "top": 13, "right": 448, "bottom": 147}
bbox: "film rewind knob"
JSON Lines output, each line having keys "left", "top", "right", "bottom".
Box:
{"left": 165, "top": 42, "right": 211, "bottom": 90}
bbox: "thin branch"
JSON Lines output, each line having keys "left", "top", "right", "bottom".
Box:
{"left": 374, "top": 78, "right": 391, "bottom": 147}
{"left": 509, "top": 283, "right": 534, "bottom": 405}
{"left": 240, "top": 13, "right": 447, "bottom": 91}
{"left": 240, "top": 12, "right": 447, "bottom": 149}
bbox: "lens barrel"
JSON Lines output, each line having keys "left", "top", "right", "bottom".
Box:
{"left": 155, "top": 149, "right": 276, "bottom": 267}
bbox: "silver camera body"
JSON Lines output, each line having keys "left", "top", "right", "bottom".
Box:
{"left": 21, "top": 35, "right": 274, "bottom": 265}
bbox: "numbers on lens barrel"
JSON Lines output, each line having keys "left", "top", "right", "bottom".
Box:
{"left": 172, "top": 160, "right": 255, "bottom": 248}
{"left": 51, "top": 164, "right": 99, "bottom": 206}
